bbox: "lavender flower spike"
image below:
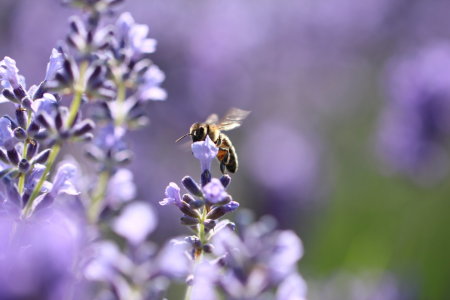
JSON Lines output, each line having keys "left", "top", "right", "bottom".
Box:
{"left": 160, "top": 182, "right": 182, "bottom": 206}
{"left": 192, "top": 135, "right": 219, "bottom": 172}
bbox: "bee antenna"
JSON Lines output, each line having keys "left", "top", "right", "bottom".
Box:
{"left": 175, "top": 133, "right": 192, "bottom": 143}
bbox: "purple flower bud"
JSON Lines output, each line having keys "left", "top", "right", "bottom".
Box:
{"left": 183, "top": 194, "right": 204, "bottom": 209}
{"left": 15, "top": 108, "right": 27, "bottom": 129}
{"left": 26, "top": 142, "right": 38, "bottom": 160}
{"left": 13, "top": 127, "right": 26, "bottom": 140}
{"left": 7, "top": 148, "right": 20, "bottom": 165}
{"left": 18, "top": 159, "right": 30, "bottom": 173}
{"left": 0, "top": 149, "right": 8, "bottom": 164}
{"left": 181, "top": 176, "right": 203, "bottom": 197}
{"left": 160, "top": 182, "right": 182, "bottom": 206}
{"left": 192, "top": 136, "right": 218, "bottom": 172}
{"left": 72, "top": 119, "right": 95, "bottom": 136}
{"left": 201, "top": 169, "right": 212, "bottom": 186}
{"left": 27, "top": 121, "right": 40, "bottom": 137}
{"left": 204, "top": 219, "right": 217, "bottom": 231}
{"left": 220, "top": 174, "right": 231, "bottom": 188}
{"left": 33, "top": 149, "right": 51, "bottom": 164}
{"left": 178, "top": 201, "right": 201, "bottom": 219}
{"left": 181, "top": 215, "right": 200, "bottom": 225}
{"left": 206, "top": 201, "right": 239, "bottom": 220}
{"left": 203, "top": 178, "right": 228, "bottom": 204}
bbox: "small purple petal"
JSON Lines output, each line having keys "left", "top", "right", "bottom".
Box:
{"left": 192, "top": 136, "right": 219, "bottom": 171}
{"left": 160, "top": 182, "right": 182, "bottom": 206}
{"left": 0, "top": 57, "right": 21, "bottom": 89}
{"left": 0, "top": 117, "right": 17, "bottom": 150}
{"left": 138, "top": 65, "right": 167, "bottom": 101}
{"left": 49, "top": 163, "right": 79, "bottom": 198}
{"left": 45, "top": 49, "right": 64, "bottom": 81}
{"left": 203, "top": 178, "right": 227, "bottom": 204}
{"left": 31, "top": 93, "right": 58, "bottom": 115}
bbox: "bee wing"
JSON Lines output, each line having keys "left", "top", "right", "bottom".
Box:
{"left": 217, "top": 108, "right": 251, "bottom": 131}
{"left": 205, "top": 113, "right": 219, "bottom": 125}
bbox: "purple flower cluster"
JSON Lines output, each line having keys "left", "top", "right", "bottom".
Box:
{"left": 0, "top": 0, "right": 308, "bottom": 299}
{"left": 377, "top": 42, "right": 450, "bottom": 182}
{"left": 160, "top": 137, "right": 239, "bottom": 237}
{"left": 160, "top": 136, "right": 306, "bottom": 299}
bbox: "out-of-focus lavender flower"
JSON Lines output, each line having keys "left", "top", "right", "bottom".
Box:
{"left": 137, "top": 65, "right": 167, "bottom": 101}
{"left": 0, "top": 205, "right": 85, "bottom": 300}
{"left": 113, "top": 201, "right": 156, "bottom": 245}
{"left": 192, "top": 135, "right": 219, "bottom": 172}
{"left": 190, "top": 261, "right": 219, "bottom": 300}
{"left": 210, "top": 215, "right": 305, "bottom": 299}
{"left": 116, "top": 12, "right": 157, "bottom": 59}
{"left": 308, "top": 272, "right": 402, "bottom": 300}
{"left": 276, "top": 273, "right": 308, "bottom": 300}
{"left": 377, "top": 42, "right": 450, "bottom": 182}
{"left": 105, "top": 168, "right": 136, "bottom": 208}
{"left": 243, "top": 121, "right": 321, "bottom": 197}
{"left": 156, "top": 238, "right": 191, "bottom": 278}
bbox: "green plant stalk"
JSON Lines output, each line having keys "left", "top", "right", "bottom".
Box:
{"left": 88, "top": 77, "right": 127, "bottom": 223}
{"left": 66, "top": 61, "right": 88, "bottom": 128}
{"left": 22, "top": 62, "right": 89, "bottom": 217}
{"left": 184, "top": 207, "right": 208, "bottom": 300}
{"left": 114, "top": 81, "right": 127, "bottom": 126}
{"left": 88, "top": 170, "right": 110, "bottom": 223}
{"left": 22, "top": 143, "right": 61, "bottom": 217}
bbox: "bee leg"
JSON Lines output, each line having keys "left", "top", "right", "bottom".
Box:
{"left": 220, "top": 161, "right": 227, "bottom": 174}
{"left": 219, "top": 149, "right": 229, "bottom": 174}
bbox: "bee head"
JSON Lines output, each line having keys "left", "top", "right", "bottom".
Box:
{"left": 189, "top": 123, "right": 208, "bottom": 142}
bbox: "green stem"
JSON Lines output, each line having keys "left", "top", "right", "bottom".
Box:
{"left": 66, "top": 61, "right": 88, "bottom": 128}
{"left": 21, "top": 62, "right": 89, "bottom": 218}
{"left": 22, "top": 143, "right": 61, "bottom": 217}
{"left": 184, "top": 207, "right": 208, "bottom": 300}
{"left": 88, "top": 170, "right": 110, "bottom": 223}
{"left": 114, "top": 81, "right": 127, "bottom": 126}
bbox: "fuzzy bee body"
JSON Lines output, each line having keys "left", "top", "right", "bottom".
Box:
{"left": 178, "top": 108, "right": 250, "bottom": 174}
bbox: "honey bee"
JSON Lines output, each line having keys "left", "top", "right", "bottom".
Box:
{"left": 176, "top": 108, "right": 251, "bottom": 174}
